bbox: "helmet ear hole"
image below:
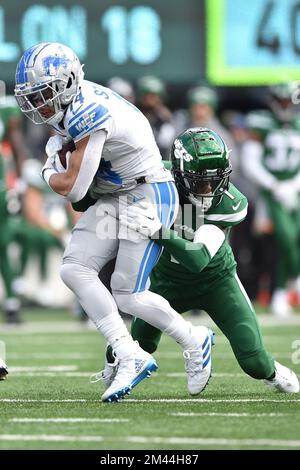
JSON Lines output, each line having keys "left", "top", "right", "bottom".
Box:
{"left": 66, "top": 77, "right": 72, "bottom": 89}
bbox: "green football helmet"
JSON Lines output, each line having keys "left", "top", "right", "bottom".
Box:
{"left": 171, "top": 127, "right": 232, "bottom": 211}
{"left": 269, "top": 83, "right": 297, "bottom": 123}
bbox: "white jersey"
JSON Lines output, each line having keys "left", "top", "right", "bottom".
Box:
{"left": 52, "top": 80, "right": 172, "bottom": 194}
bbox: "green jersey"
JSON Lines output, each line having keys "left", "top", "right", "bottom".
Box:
{"left": 0, "top": 96, "right": 22, "bottom": 187}
{"left": 247, "top": 110, "right": 300, "bottom": 181}
{"left": 0, "top": 97, "right": 21, "bottom": 149}
{"left": 152, "top": 183, "right": 247, "bottom": 292}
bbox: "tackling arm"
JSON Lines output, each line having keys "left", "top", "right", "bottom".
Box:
{"left": 119, "top": 202, "right": 225, "bottom": 274}
{"left": 155, "top": 225, "right": 225, "bottom": 273}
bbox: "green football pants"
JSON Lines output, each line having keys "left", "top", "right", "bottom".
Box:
{"left": 264, "top": 193, "right": 300, "bottom": 288}
{"left": 131, "top": 271, "right": 275, "bottom": 380}
{"left": 0, "top": 157, "right": 15, "bottom": 298}
{"left": 10, "top": 218, "right": 63, "bottom": 279}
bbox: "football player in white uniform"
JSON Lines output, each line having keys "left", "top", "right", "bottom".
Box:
{"left": 14, "top": 42, "right": 214, "bottom": 402}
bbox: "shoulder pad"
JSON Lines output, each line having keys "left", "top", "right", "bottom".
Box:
{"left": 64, "top": 82, "right": 111, "bottom": 142}
{"left": 205, "top": 184, "right": 248, "bottom": 227}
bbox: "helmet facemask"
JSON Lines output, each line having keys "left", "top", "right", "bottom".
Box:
{"left": 15, "top": 79, "right": 68, "bottom": 125}
{"left": 174, "top": 166, "right": 231, "bottom": 212}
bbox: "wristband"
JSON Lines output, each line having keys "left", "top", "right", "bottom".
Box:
{"left": 41, "top": 167, "right": 57, "bottom": 187}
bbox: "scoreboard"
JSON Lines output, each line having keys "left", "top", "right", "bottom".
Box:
{"left": 0, "top": 0, "right": 204, "bottom": 86}
{"left": 207, "top": 0, "right": 300, "bottom": 85}
{"left": 1, "top": 0, "right": 300, "bottom": 87}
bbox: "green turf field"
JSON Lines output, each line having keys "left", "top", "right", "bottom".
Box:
{"left": 0, "top": 309, "right": 300, "bottom": 450}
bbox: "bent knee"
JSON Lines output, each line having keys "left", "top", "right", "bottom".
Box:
{"left": 60, "top": 263, "right": 98, "bottom": 290}
{"left": 237, "top": 351, "right": 274, "bottom": 379}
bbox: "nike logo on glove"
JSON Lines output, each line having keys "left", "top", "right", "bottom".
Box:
{"left": 232, "top": 201, "right": 242, "bottom": 211}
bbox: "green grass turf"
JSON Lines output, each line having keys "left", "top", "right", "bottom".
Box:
{"left": 0, "top": 308, "right": 300, "bottom": 450}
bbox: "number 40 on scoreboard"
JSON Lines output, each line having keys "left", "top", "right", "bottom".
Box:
{"left": 207, "top": 0, "right": 300, "bottom": 85}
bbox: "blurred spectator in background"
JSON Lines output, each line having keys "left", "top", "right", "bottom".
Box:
{"left": 0, "top": 94, "right": 27, "bottom": 323}
{"left": 11, "top": 158, "right": 80, "bottom": 307}
{"left": 107, "top": 76, "right": 135, "bottom": 104}
{"left": 242, "top": 83, "right": 300, "bottom": 318}
{"left": 136, "top": 75, "right": 176, "bottom": 158}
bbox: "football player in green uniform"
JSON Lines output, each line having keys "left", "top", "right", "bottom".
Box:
{"left": 242, "top": 83, "right": 300, "bottom": 317}
{"left": 101, "top": 128, "right": 299, "bottom": 393}
{"left": 0, "top": 95, "right": 26, "bottom": 323}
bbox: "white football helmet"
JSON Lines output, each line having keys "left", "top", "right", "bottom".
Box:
{"left": 14, "top": 42, "right": 84, "bottom": 125}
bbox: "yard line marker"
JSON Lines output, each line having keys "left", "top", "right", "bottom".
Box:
{"left": 7, "top": 353, "right": 94, "bottom": 360}
{"left": 0, "top": 399, "right": 95, "bottom": 403}
{"left": 1, "top": 398, "right": 300, "bottom": 404}
{"left": 166, "top": 373, "right": 244, "bottom": 378}
{"left": 126, "top": 437, "right": 300, "bottom": 447}
{"left": 156, "top": 352, "right": 295, "bottom": 359}
{"left": 0, "top": 435, "right": 299, "bottom": 447}
{"left": 9, "top": 366, "right": 78, "bottom": 372}
{"left": 10, "top": 418, "right": 129, "bottom": 423}
{"left": 126, "top": 398, "right": 300, "bottom": 403}
{"left": 10, "top": 372, "right": 91, "bottom": 377}
{"left": 9, "top": 372, "right": 244, "bottom": 378}
{"left": 170, "top": 412, "right": 288, "bottom": 417}
{"left": 0, "top": 434, "right": 104, "bottom": 442}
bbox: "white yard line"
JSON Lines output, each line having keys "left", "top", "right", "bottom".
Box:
{"left": 0, "top": 399, "right": 96, "bottom": 403}
{"left": 0, "top": 434, "right": 299, "bottom": 447}
{"left": 9, "top": 366, "right": 78, "bottom": 372}
{"left": 155, "top": 352, "right": 295, "bottom": 359}
{"left": 9, "top": 372, "right": 91, "bottom": 377}
{"left": 166, "top": 372, "right": 244, "bottom": 377}
{"left": 10, "top": 418, "right": 129, "bottom": 423}
{"left": 1, "top": 314, "right": 300, "bottom": 336}
{"left": 1, "top": 398, "right": 300, "bottom": 404}
{"left": 7, "top": 353, "right": 95, "bottom": 360}
{"left": 8, "top": 371, "right": 243, "bottom": 378}
{"left": 170, "top": 412, "right": 289, "bottom": 417}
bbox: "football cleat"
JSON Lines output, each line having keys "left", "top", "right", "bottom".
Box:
{"left": 183, "top": 326, "right": 214, "bottom": 395}
{"left": 101, "top": 346, "right": 158, "bottom": 403}
{"left": 0, "top": 358, "right": 8, "bottom": 380}
{"left": 264, "top": 361, "right": 299, "bottom": 393}
{"left": 90, "top": 351, "right": 119, "bottom": 389}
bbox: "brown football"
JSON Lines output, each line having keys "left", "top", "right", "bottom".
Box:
{"left": 57, "top": 140, "right": 76, "bottom": 168}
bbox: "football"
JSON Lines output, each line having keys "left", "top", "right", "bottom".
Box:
{"left": 57, "top": 140, "right": 76, "bottom": 169}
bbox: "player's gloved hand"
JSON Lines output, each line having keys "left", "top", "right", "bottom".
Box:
{"left": 53, "top": 151, "right": 72, "bottom": 173}
{"left": 45, "top": 135, "right": 65, "bottom": 159}
{"left": 119, "top": 201, "right": 162, "bottom": 238}
{"left": 273, "top": 181, "right": 299, "bottom": 211}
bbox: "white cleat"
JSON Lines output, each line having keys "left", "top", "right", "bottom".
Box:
{"left": 0, "top": 358, "right": 8, "bottom": 381}
{"left": 183, "top": 326, "right": 214, "bottom": 396}
{"left": 101, "top": 347, "right": 158, "bottom": 403}
{"left": 264, "top": 361, "right": 299, "bottom": 393}
{"left": 90, "top": 353, "right": 119, "bottom": 389}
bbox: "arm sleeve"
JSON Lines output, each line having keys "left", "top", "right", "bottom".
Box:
{"left": 241, "top": 140, "right": 277, "bottom": 191}
{"left": 154, "top": 225, "right": 225, "bottom": 273}
{"left": 66, "top": 130, "right": 106, "bottom": 203}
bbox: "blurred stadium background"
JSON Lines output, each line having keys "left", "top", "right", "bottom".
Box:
{"left": 1, "top": 0, "right": 300, "bottom": 451}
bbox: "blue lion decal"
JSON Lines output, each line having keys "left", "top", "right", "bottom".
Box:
{"left": 43, "top": 55, "right": 70, "bottom": 76}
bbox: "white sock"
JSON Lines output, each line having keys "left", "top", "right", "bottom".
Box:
{"left": 164, "top": 317, "right": 199, "bottom": 350}
{"left": 96, "top": 313, "right": 137, "bottom": 359}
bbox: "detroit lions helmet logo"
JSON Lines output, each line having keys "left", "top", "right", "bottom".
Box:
{"left": 43, "top": 55, "right": 70, "bottom": 76}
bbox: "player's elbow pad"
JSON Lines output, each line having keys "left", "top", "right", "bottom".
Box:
{"left": 193, "top": 225, "right": 225, "bottom": 259}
